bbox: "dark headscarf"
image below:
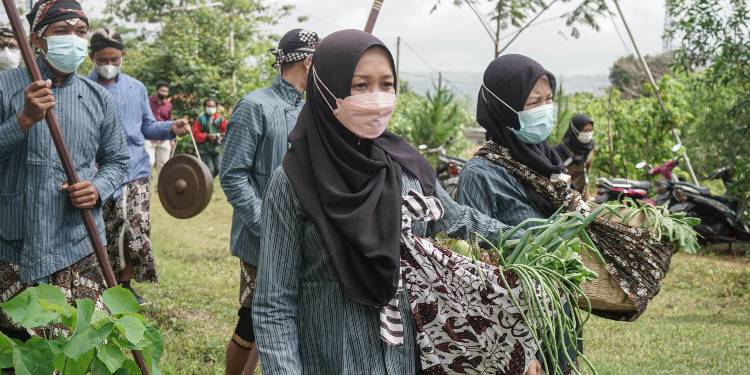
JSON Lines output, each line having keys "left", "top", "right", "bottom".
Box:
{"left": 90, "top": 28, "right": 124, "bottom": 53}
{"left": 477, "top": 54, "right": 565, "bottom": 215}
{"left": 283, "top": 29, "right": 436, "bottom": 306}
{"left": 557, "top": 114, "right": 595, "bottom": 163}
{"left": 27, "top": 0, "right": 89, "bottom": 34}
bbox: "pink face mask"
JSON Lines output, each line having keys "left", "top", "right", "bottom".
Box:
{"left": 314, "top": 67, "right": 396, "bottom": 139}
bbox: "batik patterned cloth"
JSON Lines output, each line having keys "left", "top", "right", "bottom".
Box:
{"left": 380, "top": 191, "right": 537, "bottom": 375}
{"left": 103, "top": 178, "right": 158, "bottom": 283}
{"left": 239, "top": 261, "right": 257, "bottom": 308}
{"left": 0, "top": 254, "right": 105, "bottom": 337}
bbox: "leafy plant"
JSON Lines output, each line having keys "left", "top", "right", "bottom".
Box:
{"left": 436, "top": 205, "right": 612, "bottom": 375}
{"left": 0, "top": 285, "right": 163, "bottom": 375}
{"left": 599, "top": 199, "right": 701, "bottom": 254}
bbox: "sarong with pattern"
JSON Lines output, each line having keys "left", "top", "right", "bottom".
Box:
{"left": 0, "top": 254, "right": 106, "bottom": 337}
{"left": 103, "top": 177, "right": 158, "bottom": 283}
{"left": 380, "top": 191, "right": 537, "bottom": 375}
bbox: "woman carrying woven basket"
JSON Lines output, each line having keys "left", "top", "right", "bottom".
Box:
{"left": 251, "top": 30, "right": 544, "bottom": 375}
{"left": 457, "top": 54, "right": 582, "bottom": 373}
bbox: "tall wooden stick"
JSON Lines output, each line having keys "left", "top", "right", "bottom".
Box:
{"left": 1, "top": 1, "right": 150, "bottom": 374}
{"left": 364, "top": 0, "right": 384, "bottom": 33}
{"left": 612, "top": 0, "right": 700, "bottom": 186}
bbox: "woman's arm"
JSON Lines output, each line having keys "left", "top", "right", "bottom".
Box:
{"left": 252, "top": 170, "right": 305, "bottom": 374}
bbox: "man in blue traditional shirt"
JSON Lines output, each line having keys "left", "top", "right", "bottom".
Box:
{"left": 87, "top": 29, "right": 191, "bottom": 304}
{"left": 220, "top": 28, "right": 319, "bottom": 375}
{"left": 0, "top": 0, "right": 129, "bottom": 340}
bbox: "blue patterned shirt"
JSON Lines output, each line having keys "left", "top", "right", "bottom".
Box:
{"left": 457, "top": 156, "right": 545, "bottom": 227}
{"left": 87, "top": 71, "right": 174, "bottom": 199}
{"left": 0, "top": 58, "right": 129, "bottom": 282}
{"left": 220, "top": 76, "right": 304, "bottom": 266}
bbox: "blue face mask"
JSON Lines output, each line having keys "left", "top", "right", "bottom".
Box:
{"left": 42, "top": 35, "right": 89, "bottom": 74}
{"left": 482, "top": 84, "right": 556, "bottom": 144}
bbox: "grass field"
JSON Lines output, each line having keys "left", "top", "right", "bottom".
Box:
{"left": 141, "top": 182, "right": 750, "bottom": 374}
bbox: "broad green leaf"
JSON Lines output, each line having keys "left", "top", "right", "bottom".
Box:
{"left": 74, "top": 299, "right": 95, "bottom": 333}
{"left": 63, "top": 322, "right": 111, "bottom": 360}
{"left": 0, "top": 331, "right": 14, "bottom": 352}
{"left": 62, "top": 348, "right": 95, "bottom": 375}
{"left": 92, "top": 356, "right": 114, "bottom": 375}
{"left": 114, "top": 358, "right": 141, "bottom": 375}
{"left": 115, "top": 315, "right": 146, "bottom": 345}
{"left": 34, "top": 284, "right": 68, "bottom": 306}
{"left": 0, "top": 291, "right": 58, "bottom": 329}
{"left": 144, "top": 325, "right": 164, "bottom": 363}
{"left": 12, "top": 337, "right": 55, "bottom": 375}
{"left": 97, "top": 341, "right": 127, "bottom": 373}
{"left": 0, "top": 351, "right": 12, "bottom": 369}
{"left": 102, "top": 286, "right": 141, "bottom": 315}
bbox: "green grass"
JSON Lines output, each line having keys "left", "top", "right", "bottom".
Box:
{"left": 141, "top": 181, "right": 750, "bottom": 374}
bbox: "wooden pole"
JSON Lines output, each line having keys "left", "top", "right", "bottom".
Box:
{"left": 364, "top": 0, "right": 384, "bottom": 33}
{"left": 0, "top": 1, "right": 150, "bottom": 374}
{"left": 612, "top": 0, "right": 700, "bottom": 186}
{"left": 395, "top": 36, "right": 401, "bottom": 80}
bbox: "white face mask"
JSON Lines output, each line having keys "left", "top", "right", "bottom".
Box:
{"left": 96, "top": 64, "right": 120, "bottom": 80}
{"left": 0, "top": 47, "right": 21, "bottom": 70}
{"left": 205, "top": 107, "right": 217, "bottom": 116}
{"left": 577, "top": 131, "right": 594, "bottom": 144}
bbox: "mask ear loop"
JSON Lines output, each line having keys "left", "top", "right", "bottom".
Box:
{"left": 312, "top": 66, "right": 338, "bottom": 113}
{"left": 482, "top": 84, "right": 522, "bottom": 132}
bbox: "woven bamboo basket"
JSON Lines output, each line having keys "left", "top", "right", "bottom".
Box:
{"left": 577, "top": 206, "right": 646, "bottom": 313}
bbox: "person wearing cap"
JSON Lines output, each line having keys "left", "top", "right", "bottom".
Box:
{"left": 219, "top": 28, "right": 319, "bottom": 375}
{"left": 87, "top": 28, "right": 191, "bottom": 304}
{"left": 0, "top": 0, "right": 128, "bottom": 340}
{"left": 0, "top": 24, "right": 21, "bottom": 71}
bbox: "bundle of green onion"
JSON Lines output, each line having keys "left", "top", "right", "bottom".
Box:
{"left": 434, "top": 204, "right": 614, "bottom": 375}
{"left": 599, "top": 199, "right": 701, "bottom": 253}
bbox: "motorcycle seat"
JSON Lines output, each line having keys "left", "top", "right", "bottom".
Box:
{"left": 606, "top": 178, "right": 652, "bottom": 190}
{"left": 672, "top": 181, "right": 711, "bottom": 196}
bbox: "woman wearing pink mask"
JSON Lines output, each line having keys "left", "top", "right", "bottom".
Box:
{"left": 252, "top": 30, "right": 542, "bottom": 375}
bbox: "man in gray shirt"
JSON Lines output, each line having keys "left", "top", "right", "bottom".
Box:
{"left": 220, "top": 29, "right": 319, "bottom": 375}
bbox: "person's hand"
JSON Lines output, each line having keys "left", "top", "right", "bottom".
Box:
{"left": 207, "top": 134, "right": 217, "bottom": 142}
{"left": 170, "top": 119, "right": 190, "bottom": 137}
{"left": 17, "top": 80, "right": 54, "bottom": 132}
{"left": 61, "top": 181, "right": 99, "bottom": 209}
{"left": 524, "top": 360, "right": 542, "bottom": 375}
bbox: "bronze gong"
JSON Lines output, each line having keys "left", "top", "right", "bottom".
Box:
{"left": 158, "top": 155, "right": 213, "bottom": 219}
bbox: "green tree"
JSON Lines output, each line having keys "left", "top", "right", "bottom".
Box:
{"left": 104, "top": 0, "right": 292, "bottom": 115}
{"left": 666, "top": 0, "right": 750, "bottom": 198}
{"left": 431, "top": 0, "right": 611, "bottom": 56}
{"left": 609, "top": 52, "right": 674, "bottom": 99}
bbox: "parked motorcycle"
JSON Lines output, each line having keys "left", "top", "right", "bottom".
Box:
{"left": 636, "top": 145, "right": 750, "bottom": 244}
{"left": 593, "top": 176, "right": 653, "bottom": 204}
{"left": 419, "top": 139, "right": 466, "bottom": 199}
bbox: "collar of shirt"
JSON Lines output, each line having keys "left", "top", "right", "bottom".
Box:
{"left": 38, "top": 56, "right": 76, "bottom": 88}
{"left": 272, "top": 75, "right": 303, "bottom": 106}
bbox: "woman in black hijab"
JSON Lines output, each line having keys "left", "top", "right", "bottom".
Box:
{"left": 555, "top": 114, "right": 596, "bottom": 199}
{"left": 251, "top": 30, "right": 530, "bottom": 374}
{"left": 457, "top": 54, "right": 580, "bottom": 373}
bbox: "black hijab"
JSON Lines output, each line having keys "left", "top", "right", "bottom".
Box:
{"left": 283, "top": 29, "right": 436, "bottom": 306}
{"left": 557, "top": 114, "right": 595, "bottom": 163}
{"left": 476, "top": 54, "right": 565, "bottom": 216}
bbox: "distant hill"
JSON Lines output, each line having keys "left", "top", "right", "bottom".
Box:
{"left": 400, "top": 71, "right": 610, "bottom": 109}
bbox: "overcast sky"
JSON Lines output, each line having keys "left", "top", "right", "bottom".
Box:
{"left": 271, "top": 0, "right": 668, "bottom": 76}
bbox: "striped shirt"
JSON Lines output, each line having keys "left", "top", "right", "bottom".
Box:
{"left": 88, "top": 71, "right": 174, "bottom": 199}
{"left": 220, "top": 76, "right": 303, "bottom": 266}
{"left": 0, "top": 58, "right": 129, "bottom": 282}
{"left": 253, "top": 168, "right": 512, "bottom": 375}
{"left": 457, "top": 156, "right": 545, "bottom": 226}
